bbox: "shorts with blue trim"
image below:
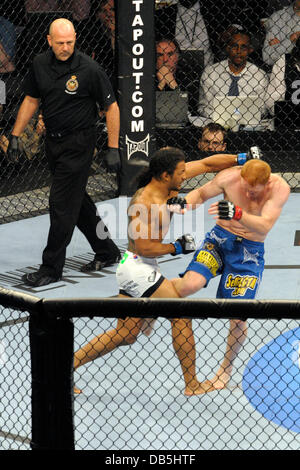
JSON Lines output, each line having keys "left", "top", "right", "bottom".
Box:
{"left": 181, "top": 225, "right": 265, "bottom": 299}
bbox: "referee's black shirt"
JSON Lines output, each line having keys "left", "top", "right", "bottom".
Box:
{"left": 23, "top": 48, "right": 116, "bottom": 134}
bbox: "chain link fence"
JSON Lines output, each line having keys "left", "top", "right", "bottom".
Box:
{"left": 0, "top": 305, "right": 31, "bottom": 449}
{"left": 155, "top": 0, "right": 300, "bottom": 191}
{"left": 0, "top": 1, "right": 299, "bottom": 223}
{"left": 1, "top": 296, "right": 300, "bottom": 450}
{"left": 0, "top": 0, "right": 300, "bottom": 452}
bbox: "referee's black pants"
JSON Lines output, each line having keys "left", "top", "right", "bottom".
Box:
{"left": 41, "top": 127, "right": 120, "bottom": 278}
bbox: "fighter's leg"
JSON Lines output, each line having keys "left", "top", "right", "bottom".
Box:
{"left": 172, "top": 270, "right": 207, "bottom": 298}
{"left": 200, "top": 319, "right": 248, "bottom": 392}
{"left": 73, "top": 294, "right": 145, "bottom": 393}
{"left": 74, "top": 295, "right": 144, "bottom": 370}
{"left": 199, "top": 241, "right": 263, "bottom": 393}
{"left": 150, "top": 278, "right": 203, "bottom": 396}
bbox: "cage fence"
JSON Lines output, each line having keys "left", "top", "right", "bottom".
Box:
{"left": 0, "top": 294, "right": 300, "bottom": 450}
{"left": 0, "top": 1, "right": 299, "bottom": 224}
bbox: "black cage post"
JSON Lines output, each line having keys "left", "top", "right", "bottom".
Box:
{"left": 29, "top": 307, "right": 75, "bottom": 450}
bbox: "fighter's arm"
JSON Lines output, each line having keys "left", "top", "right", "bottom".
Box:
{"left": 129, "top": 202, "right": 175, "bottom": 257}
{"left": 167, "top": 169, "right": 229, "bottom": 214}
{"left": 128, "top": 199, "right": 195, "bottom": 257}
{"left": 185, "top": 154, "right": 237, "bottom": 179}
{"left": 185, "top": 147, "right": 262, "bottom": 179}
{"left": 209, "top": 178, "right": 291, "bottom": 236}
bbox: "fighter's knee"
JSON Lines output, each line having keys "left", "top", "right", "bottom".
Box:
{"left": 176, "top": 272, "right": 206, "bottom": 297}
{"left": 171, "top": 318, "right": 192, "bottom": 330}
{"left": 122, "top": 331, "right": 139, "bottom": 345}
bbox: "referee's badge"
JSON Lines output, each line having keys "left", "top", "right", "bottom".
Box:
{"left": 65, "top": 75, "right": 78, "bottom": 94}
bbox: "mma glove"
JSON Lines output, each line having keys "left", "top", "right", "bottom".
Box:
{"left": 103, "top": 147, "right": 121, "bottom": 172}
{"left": 171, "top": 234, "right": 196, "bottom": 256}
{"left": 217, "top": 200, "right": 243, "bottom": 221}
{"left": 6, "top": 135, "right": 19, "bottom": 163}
{"left": 166, "top": 196, "right": 187, "bottom": 214}
{"left": 237, "top": 146, "right": 262, "bottom": 165}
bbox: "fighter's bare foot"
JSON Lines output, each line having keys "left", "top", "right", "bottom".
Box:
{"left": 74, "top": 386, "right": 83, "bottom": 394}
{"left": 184, "top": 380, "right": 213, "bottom": 396}
{"left": 198, "top": 376, "right": 230, "bottom": 393}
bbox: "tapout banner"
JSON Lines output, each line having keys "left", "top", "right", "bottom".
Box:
{"left": 116, "top": 0, "right": 156, "bottom": 195}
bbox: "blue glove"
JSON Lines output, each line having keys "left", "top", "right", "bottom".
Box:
{"left": 171, "top": 234, "right": 196, "bottom": 255}
{"left": 237, "top": 146, "right": 262, "bottom": 165}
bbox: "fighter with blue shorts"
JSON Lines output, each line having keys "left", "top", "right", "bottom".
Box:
{"left": 181, "top": 224, "right": 265, "bottom": 299}
{"left": 169, "top": 160, "right": 290, "bottom": 393}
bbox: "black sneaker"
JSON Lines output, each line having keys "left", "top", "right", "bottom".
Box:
{"left": 80, "top": 254, "right": 121, "bottom": 272}
{"left": 22, "top": 271, "right": 61, "bottom": 287}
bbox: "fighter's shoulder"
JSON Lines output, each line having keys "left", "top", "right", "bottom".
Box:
{"left": 129, "top": 187, "right": 156, "bottom": 209}
{"left": 270, "top": 173, "right": 290, "bottom": 199}
{"left": 214, "top": 166, "right": 241, "bottom": 184}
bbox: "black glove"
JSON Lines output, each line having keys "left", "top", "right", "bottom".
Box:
{"left": 237, "top": 146, "right": 263, "bottom": 165}
{"left": 6, "top": 135, "right": 19, "bottom": 163}
{"left": 217, "top": 200, "right": 243, "bottom": 221}
{"left": 171, "top": 234, "right": 196, "bottom": 256}
{"left": 166, "top": 196, "right": 187, "bottom": 214}
{"left": 103, "top": 147, "right": 121, "bottom": 172}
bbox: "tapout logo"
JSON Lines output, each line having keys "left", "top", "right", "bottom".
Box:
{"left": 127, "top": 0, "right": 148, "bottom": 159}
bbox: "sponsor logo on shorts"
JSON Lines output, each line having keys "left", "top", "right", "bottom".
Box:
{"left": 148, "top": 270, "right": 157, "bottom": 283}
{"left": 225, "top": 274, "right": 258, "bottom": 297}
{"left": 196, "top": 250, "right": 220, "bottom": 276}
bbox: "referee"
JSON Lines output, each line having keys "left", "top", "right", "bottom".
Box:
{"left": 7, "top": 18, "right": 121, "bottom": 287}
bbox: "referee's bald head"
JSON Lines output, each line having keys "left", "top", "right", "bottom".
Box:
{"left": 47, "top": 18, "right": 76, "bottom": 62}
{"left": 49, "top": 18, "right": 75, "bottom": 36}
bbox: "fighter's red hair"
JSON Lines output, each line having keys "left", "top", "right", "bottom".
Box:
{"left": 240, "top": 160, "right": 271, "bottom": 186}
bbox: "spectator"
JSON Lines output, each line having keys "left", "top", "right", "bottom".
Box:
{"left": 266, "top": 0, "right": 291, "bottom": 17}
{"left": 263, "top": 0, "right": 300, "bottom": 66}
{"left": 82, "top": 0, "right": 116, "bottom": 88}
{"left": 0, "top": 113, "right": 44, "bottom": 162}
{"left": 198, "top": 122, "right": 227, "bottom": 154}
{"left": 0, "top": 1, "right": 26, "bottom": 27}
{"left": 155, "top": 0, "right": 178, "bottom": 40}
{"left": 175, "top": 0, "right": 213, "bottom": 67}
{"left": 156, "top": 37, "right": 199, "bottom": 115}
{"left": 209, "top": 1, "right": 267, "bottom": 66}
{"left": 24, "top": 0, "right": 90, "bottom": 22}
{"left": 95, "top": 0, "right": 115, "bottom": 51}
{"left": 0, "top": 16, "right": 16, "bottom": 73}
{"left": 198, "top": 31, "right": 269, "bottom": 120}
{"left": 266, "top": 36, "right": 300, "bottom": 114}
{"left": 156, "top": 38, "right": 181, "bottom": 91}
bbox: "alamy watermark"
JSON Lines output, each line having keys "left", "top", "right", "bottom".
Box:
{"left": 95, "top": 197, "right": 204, "bottom": 244}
